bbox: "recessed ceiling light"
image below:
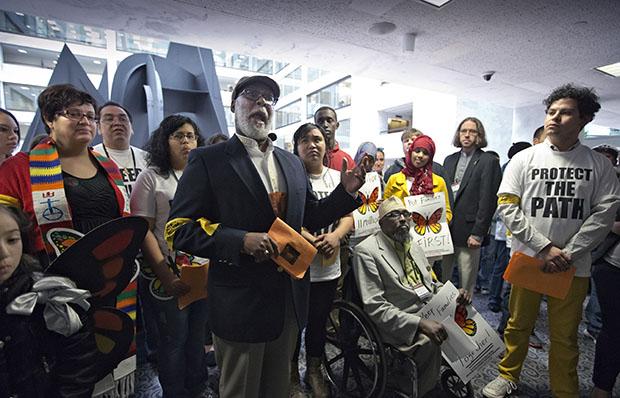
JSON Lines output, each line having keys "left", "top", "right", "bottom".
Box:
{"left": 595, "top": 62, "right": 620, "bottom": 77}
{"left": 369, "top": 22, "right": 397, "bottom": 35}
{"left": 15, "top": 12, "right": 24, "bottom": 16}
{"left": 17, "top": 49, "right": 27, "bottom": 54}
{"left": 419, "top": 0, "right": 453, "bottom": 8}
{"left": 53, "top": 60, "right": 57, "bottom": 64}
{"left": 93, "top": 60, "right": 102, "bottom": 64}
{"left": 20, "top": 86, "right": 30, "bottom": 90}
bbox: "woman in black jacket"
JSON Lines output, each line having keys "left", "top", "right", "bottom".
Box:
{"left": 0, "top": 205, "right": 98, "bottom": 398}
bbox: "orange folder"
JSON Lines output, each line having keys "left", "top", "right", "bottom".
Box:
{"left": 503, "top": 251, "right": 576, "bottom": 300}
{"left": 268, "top": 217, "right": 318, "bottom": 279}
{"left": 177, "top": 261, "right": 209, "bottom": 310}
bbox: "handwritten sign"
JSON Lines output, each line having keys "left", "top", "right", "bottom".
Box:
{"left": 353, "top": 172, "right": 381, "bottom": 237}
{"left": 404, "top": 192, "right": 453, "bottom": 256}
{"left": 419, "top": 281, "right": 505, "bottom": 384}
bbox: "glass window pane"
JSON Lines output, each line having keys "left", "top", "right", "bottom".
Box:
{"left": 338, "top": 119, "right": 351, "bottom": 150}
{"left": 275, "top": 100, "right": 301, "bottom": 129}
{"left": 306, "top": 77, "right": 351, "bottom": 118}
{"left": 3, "top": 83, "right": 45, "bottom": 112}
{"left": 116, "top": 32, "right": 169, "bottom": 56}
{"left": 0, "top": 11, "right": 106, "bottom": 48}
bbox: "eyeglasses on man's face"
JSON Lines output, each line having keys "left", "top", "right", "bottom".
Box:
{"left": 169, "top": 132, "right": 197, "bottom": 142}
{"left": 56, "top": 108, "right": 98, "bottom": 123}
{"left": 384, "top": 210, "right": 412, "bottom": 220}
{"left": 240, "top": 88, "right": 278, "bottom": 107}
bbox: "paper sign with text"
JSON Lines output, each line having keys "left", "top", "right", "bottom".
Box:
{"left": 353, "top": 171, "right": 381, "bottom": 237}
{"left": 404, "top": 192, "right": 453, "bottom": 256}
{"left": 418, "top": 281, "right": 505, "bottom": 384}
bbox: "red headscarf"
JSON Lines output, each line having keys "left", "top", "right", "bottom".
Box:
{"left": 402, "top": 134, "right": 435, "bottom": 195}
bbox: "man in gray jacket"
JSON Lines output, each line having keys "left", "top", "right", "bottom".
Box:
{"left": 353, "top": 196, "right": 471, "bottom": 396}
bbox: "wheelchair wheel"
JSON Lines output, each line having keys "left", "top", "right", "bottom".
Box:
{"left": 440, "top": 368, "right": 474, "bottom": 398}
{"left": 323, "top": 300, "right": 387, "bottom": 398}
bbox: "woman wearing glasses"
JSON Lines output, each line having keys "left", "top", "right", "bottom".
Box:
{"left": 290, "top": 123, "right": 354, "bottom": 398}
{"left": 0, "top": 108, "right": 20, "bottom": 166}
{"left": 0, "top": 84, "right": 133, "bottom": 395}
{"left": 130, "top": 115, "right": 208, "bottom": 397}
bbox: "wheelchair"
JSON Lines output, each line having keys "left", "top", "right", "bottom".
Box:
{"left": 322, "top": 270, "right": 474, "bottom": 398}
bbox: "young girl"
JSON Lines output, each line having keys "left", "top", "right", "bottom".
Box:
{"left": 384, "top": 134, "right": 452, "bottom": 223}
{"left": 0, "top": 205, "right": 97, "bottom": 397}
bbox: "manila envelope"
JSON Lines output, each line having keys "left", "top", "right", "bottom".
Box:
{"left": 178, "top": 261, "right": 209, "bottom": 310}
{"left": 503, "top": 251, "right": 576, "bottom": 299}
{"left": 268, "top": 217, "right": 318, "bottom": 279}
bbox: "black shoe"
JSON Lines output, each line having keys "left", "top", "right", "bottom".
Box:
{"left": 488, "top": 302, "right": 501, "bottom": 313}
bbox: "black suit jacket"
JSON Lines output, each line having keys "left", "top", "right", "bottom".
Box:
{"left": 443, "top": 148, "right": 502, "bottom": 247}
{"left": 167, "top": 135, "right": 360, "bottom": 342}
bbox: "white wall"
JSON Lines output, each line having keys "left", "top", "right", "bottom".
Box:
{"left": 512, "top": 103, "right": 546, "bottom": 145}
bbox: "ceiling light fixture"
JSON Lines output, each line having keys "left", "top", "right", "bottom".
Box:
{"left": 369, "top": 22, "right": 397, "bottom": 36}
{"left": 595, "top": 62, "right": 620, "bottom": 77}
{"left": 403, "top": 33, "right": 416, "bottom": 54}
{"left": 93, "top": 60, "right": 102, "bottom": 64}
{"left": 17, "top": 48, "right": 28, "bottom": 54}
{"left": 419, "top": 0, "right": 453, "bottom": 8}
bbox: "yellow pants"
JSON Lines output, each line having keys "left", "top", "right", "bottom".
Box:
{"left": 498, "top": 277, "right": 588, "bottom": 398}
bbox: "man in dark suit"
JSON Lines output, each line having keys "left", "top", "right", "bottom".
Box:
{"left": 441, "top": 117, "right": 502, "bottom": 294}
{"left": 165, "top": 75, "right": 368, "bottom": 398}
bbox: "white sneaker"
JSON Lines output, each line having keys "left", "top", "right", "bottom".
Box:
{"left": 482, "top": 376, "right": 517, "bottom": 398}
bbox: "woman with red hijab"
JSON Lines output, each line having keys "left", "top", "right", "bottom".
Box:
{"left": 384, "top": 134, "right": 452, "bottom": 223}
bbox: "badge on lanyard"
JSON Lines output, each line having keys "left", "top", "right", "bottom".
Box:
{"left": 413, "top": 283, "right": 431, "bottom": 300}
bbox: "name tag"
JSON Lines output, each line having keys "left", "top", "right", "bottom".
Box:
{"left": 413, "top": 283, "right": 431, "bottom": 300}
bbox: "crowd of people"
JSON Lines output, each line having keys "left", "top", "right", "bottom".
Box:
{"left": 0, "top": 76, "right": 619, "bottom": 398}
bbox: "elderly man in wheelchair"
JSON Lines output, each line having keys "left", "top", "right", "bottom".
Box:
{"left": 352, "top": 196, "right": 472, "bottom": 397}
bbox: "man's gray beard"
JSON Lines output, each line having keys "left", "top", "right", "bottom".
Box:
{"left": 235, "top": 111, "right": 271, "bottom": 141}
{"left": 390, "top": 229, "right": 411, "bottom": 243}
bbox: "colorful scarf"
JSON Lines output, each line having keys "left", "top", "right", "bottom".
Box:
{"left": 402, "top": 134, "right": 435, "bottom": 195}
{"left": 29, "top": 137, "right": 136, "bottom": 357}
{"left": 30, "top": 137, "right": 129, "bottom": 256}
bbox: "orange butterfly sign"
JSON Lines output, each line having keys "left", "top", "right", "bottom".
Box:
{"left": 358, "top": 187, "right": 379, "bottom": 215}
{"left": 411, "top": 208, "right": 442, "bottom": 236}
{"left": 454, "top": 306, "right": 477, "bottom": 336}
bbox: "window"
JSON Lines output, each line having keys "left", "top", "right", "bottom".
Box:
{"left": 306, "top": 77, "right": 351, "bottom": 118}
{"left": 285, "top": 67, "right": 302, "bottom": 81}
{"left": 307, "top": 67, "right": 329, "bottom": 83}
{"left": 213, "top": 50, "right": 274, "bottom": 74}
{"left": 275, "top": 61, "right": 289, "bottom": 73}
{"left": 337, "top": 119, "right": 351, "bottom": 150}
{"left": 3, "top": 83, "right": 45, "bottom": 112}
{"left": 275, "top": 100, "right": 301, "bottom": 129}
{"left": 223, "top": 106, "right": 235, "bottom": 127}
{"left": 116, "top": 32, "right": 169, "bottom": 56}
{"left": 0, "top": 11, "right": 106, "bottom": 48}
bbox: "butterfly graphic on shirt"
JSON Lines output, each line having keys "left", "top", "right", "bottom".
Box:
{"left": 358, "top": 187, "right": 379, "bottom": 215}
{"left": 149, "top": 251, "right": 202, "bottom": 300}
{"left": 455, "top": 305, "right": 477, "bottom": 336}
{"left": 411, "top": 208, "right": 443, "bottom": 236}
{"left": 45, "top": 217, "right": 148, "bottom": 382}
